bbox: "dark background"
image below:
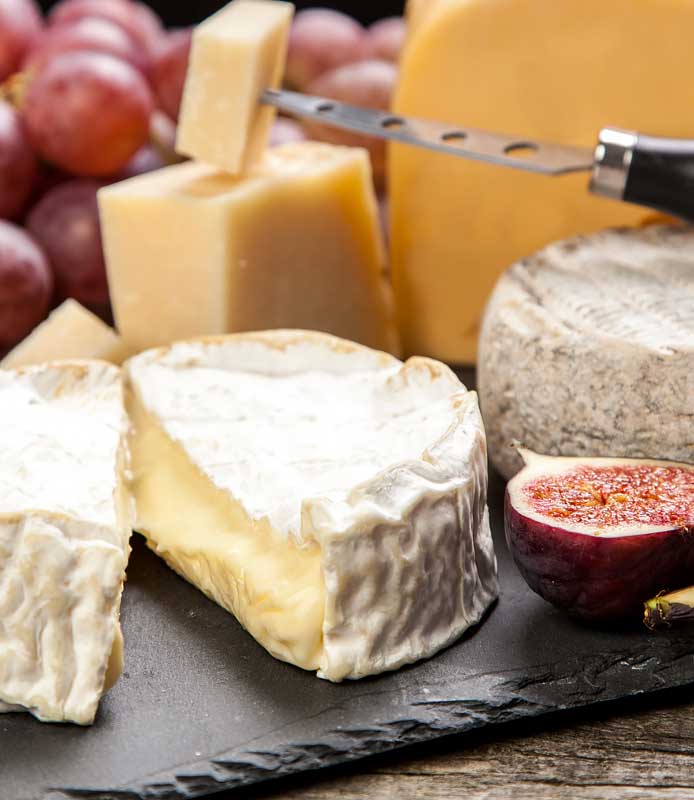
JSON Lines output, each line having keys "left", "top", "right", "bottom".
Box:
{"left": 37, "top": 1, "right": 405, "bottom": 25}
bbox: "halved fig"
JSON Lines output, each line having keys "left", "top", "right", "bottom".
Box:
{"left": 644, "top": 586, "right": 694, "bottom": 629}
{"left": 505, "top": 448, "right": 694, "bottom": 620}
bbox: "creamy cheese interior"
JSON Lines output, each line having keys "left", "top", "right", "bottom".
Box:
{"left": 126, "top": 345, "right": 462, "bottom": 671}
{"left": 127, "top": 395, "right": 325, "bottom": 669}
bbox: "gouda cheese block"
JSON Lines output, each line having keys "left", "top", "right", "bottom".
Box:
{"left": 176, "top": 0, "right": 293, "bottom": 174}
{"left": 99, "top": 142, "right": 399, "bottom": 355}
{"left": 1, "top": 300, "right": 127, "bottom": 369}
{"left": 390, "top": 0, "right": 694, "bottom": 363}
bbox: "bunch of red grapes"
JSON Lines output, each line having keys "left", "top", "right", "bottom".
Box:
{"left": 0, "top": 0, "right": 404, "bottom": 351}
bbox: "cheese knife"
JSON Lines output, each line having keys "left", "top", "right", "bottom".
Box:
{"left": 262, "top": 89, "right": 694, "bottom": 222}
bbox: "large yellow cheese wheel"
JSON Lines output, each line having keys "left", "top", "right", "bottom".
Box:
{"left": 390, "top": 0, "right": 694, "bottom": 363}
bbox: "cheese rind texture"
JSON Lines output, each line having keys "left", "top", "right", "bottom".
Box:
{"left": 0, "top": 361, "right": 132, "bottom": 724}
{"left": 390, "top": 0, "right": 694, "bottom": 363}
{"left": 125, "top": 330, "right": 498, "bottom": 681}
{"left": 1, "top": 300, "right": 127, "bottom": 369}
{"left": 176, "top": 0, "right": 293, "bottom": 173}
{"left": 478, "top": 226, "right": 694, "bottom": 479}
{"left": 99, "top": 143, "right": 398, "bottom": 355}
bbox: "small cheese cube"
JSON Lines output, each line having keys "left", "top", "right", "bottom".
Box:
{"left": 98, "top": 142, "right": 399, "bottom": 355}
{"left": 1, "top": 300, "right": 127, "bottom": 368}
{"left": 176, "top": 0, "right": 293, "bottom": 174}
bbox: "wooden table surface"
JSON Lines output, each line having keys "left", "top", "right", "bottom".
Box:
{"left": 224, "top": 686, "right": 694, "bottom": 800}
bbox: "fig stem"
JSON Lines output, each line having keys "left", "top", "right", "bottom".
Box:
{"left": 510, "top": 440, "right": 536, "bottom": 466}
{"left": 644, "top": 586, "right": 694, "bottom": 629}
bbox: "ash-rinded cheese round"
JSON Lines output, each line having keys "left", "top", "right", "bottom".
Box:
{"left": 478, "top": 225, "right": 694, "bottom": 479}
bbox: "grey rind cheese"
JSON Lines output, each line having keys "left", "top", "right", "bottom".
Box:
{"left": 478, "top": 225, "right": 694, "bottom": 479}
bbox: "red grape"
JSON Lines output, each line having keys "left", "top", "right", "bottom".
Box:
{"left": 0, "top": 221, "right": 52, "bottom": 347}
{"left": 24, "top": 16, "right": 150, "bottom": 77}
{"left": 32, "top": 165, "right": 70, "bottom": 200}
{"left": 0, "top": 100, "right": 37, "bottom": 220}
{"left": 269, "top": 117, "right": 306, "bottom": 147}
{"left": 149, "top": 108, "right": 177, "bottom": 157}
{"left": 152, "top": 27, "right": 192, "bottom": 120}
{"left": 49, "top": 0, "right": 162, "bottom": 57}
{"left": 23, "top": 50, "right": 154, "bottom": 176}
{"left": 0, "top": 0, "right": 43, "bottom": 81}
{"left": 363, "top": 17, "right": 406, "bottom": 63}
{"left": 308, "top": 59, "right": 397, "bottom": 112}
{"left": 304, "top": 60, "right": 398, "bottom": 187}
{"left": 131, "top": 1, "right": 163, "bottom": 51}
{"left": 286, "top": 9, "right": 366, "bottom": 89}
{"left": 26, "top": 180, "right": 108, "bottom": 306}
{"left": 117, "top": 143, "right": 166, "bottom": 178}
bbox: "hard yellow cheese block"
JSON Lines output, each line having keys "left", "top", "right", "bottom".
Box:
{"left": 176, "top": 0, "right": 293, "bottom": 174}
{"left": 390, "top": 0, "right": 694, "bottom": 363}
{"left": 1, "top": 300, "right": 127, "bottom": 368}
{"left": 99, "top": 142, "right": 399, "bottom": 355}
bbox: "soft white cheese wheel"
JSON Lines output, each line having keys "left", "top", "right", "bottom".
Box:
{"left": 126, "top": 330, "right": 499, "bottom": 680}
{"left": 478, "top": 226, "right": 694, "bottom": 479}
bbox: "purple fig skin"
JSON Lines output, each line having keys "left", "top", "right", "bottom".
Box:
{"left": 505, "top": 491, "right": 694, "bottom": 620}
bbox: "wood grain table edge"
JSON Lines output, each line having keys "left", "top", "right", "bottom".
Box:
{"left": 228, "top": 683, "right": 694, "bottom": 800}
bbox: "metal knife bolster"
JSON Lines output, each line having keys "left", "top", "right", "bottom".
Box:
{"left": 592, "top": 128, "right": 694, "bottom": 220}
{"left": 590, "top": 128, "right": 638, "bottom": 200}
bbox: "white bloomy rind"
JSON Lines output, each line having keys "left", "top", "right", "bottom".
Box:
{"left": 0, "top": 362, "right": 132, "bottom": 725}
{"left": 508, "top": 447, "right": 694, "bottom": 537}
{"left": 126, "top": 330, "right": 498, "bottom": 681}
{"left": 478, "top": 225, "right": 694, "bottom": 479}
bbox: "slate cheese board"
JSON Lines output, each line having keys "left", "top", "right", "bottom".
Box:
{"left": 3, "top": 370, "right": 694, "bottom": 800}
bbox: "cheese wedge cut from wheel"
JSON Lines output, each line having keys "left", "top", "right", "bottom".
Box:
{"left": 99, "top": 142, "right": 398, "bottom": 356}
{"left": 478, "top": 225, "right": 694, "bottom": 479}
{"left": 1, "top": 300, "right": 128, "bottom": 369}
{"left": 0, "top": 361, "right": 132, "bottom": 725}
{"left": 176, "top": 0, "right": 293, "bottom": 173}
{"left": 124, "top": 330, "right": 498, "bottom": 680}
{"left": 390, "top": 0, "right": 694, "bottom": 363}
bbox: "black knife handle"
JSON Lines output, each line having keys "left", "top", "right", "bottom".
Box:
{"left": 625, "top": 135, "right": 694, "bottom": 220}
{"left": 590, "top": 128, "right": 694, "bottom": 221}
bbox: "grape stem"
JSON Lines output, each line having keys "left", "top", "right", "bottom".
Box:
{"left": 0, "top": 70, "right": 30, "bottom": 107}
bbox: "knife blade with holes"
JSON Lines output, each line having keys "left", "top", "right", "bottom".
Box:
{"left": 262, "top": 89, "right": 694, "bottom": 222}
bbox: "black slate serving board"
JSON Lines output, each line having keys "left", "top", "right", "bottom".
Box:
{"left": 3, "top": 372, "right": 694, "bottom": 800}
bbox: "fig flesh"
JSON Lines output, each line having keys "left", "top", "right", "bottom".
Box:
{"left": 505, "top": 449, "right": 694, "bottom": 620}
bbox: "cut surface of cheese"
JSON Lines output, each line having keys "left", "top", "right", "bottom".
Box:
{"left": 125, "top": 330, "right": 498, "bottom": 680}
{"left": 478, "top": 225, "right": 694, "bottom": 479}
{"left": 176, "top": 0, "right": 293, "bottom": 173}
{"left": 1, "top": 300, "right": 127, "bottom": 369}
{"left": 99, "top": 142, "right": 398, "bottom": 355}
{"left": 390, "top": 0, "right": 694, "bottom": 363}
{"left": 0, "top": 361, "right": 132, "bottom": 724}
